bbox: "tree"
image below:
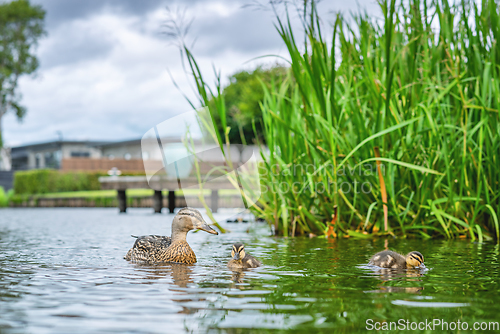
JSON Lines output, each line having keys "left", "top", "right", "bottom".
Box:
{"left": 0, "top": 0, "right": 45, "bottom": 148}
{"left": 210, "top": 64, "right": 289, "bottom": 145}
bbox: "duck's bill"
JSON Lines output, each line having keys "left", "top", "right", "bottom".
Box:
{"left": 233, "top": 253, "right": 240, "bottom": 260}
{"left": 417, "top": 264, "right": 426, "bottom": 269}
{"left": 198, "top": 222, "right": 219, "bottom": 235}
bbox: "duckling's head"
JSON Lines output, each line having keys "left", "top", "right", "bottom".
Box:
{"left": 231, "top": 243, "right": 246, "bottom": 261}
{"left": 405, "top": 251, "right": 425, "bottom": 269}
{"left": 173, "top": 208, "right": 218, "bottom": 235}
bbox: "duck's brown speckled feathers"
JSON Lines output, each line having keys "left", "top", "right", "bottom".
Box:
{"left": 133, "top": 235, "right": 172, "bottom": 249}
{"left": 124, "top": 235, "right": 172, "bottom": 262}
{"left": 227, "top": 243, "right": 261, "bottom": 269}
{"left": 125, "top": 240, "right": 196, "bottom": 264}
{"left": 124, "top": 207, "right": 218, "bottom": 265}
{"left": 159, "top": 241, "right": 197, "bottom": 264}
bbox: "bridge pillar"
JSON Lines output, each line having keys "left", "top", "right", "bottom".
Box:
{"left": 117, "top": 190, "right": 127, "bottom": 213}
{"left": 168, "top": 190, "right": 176, "bottom": 213}
{"left": 153, "top": 190, "right": 163, "bottom": 213}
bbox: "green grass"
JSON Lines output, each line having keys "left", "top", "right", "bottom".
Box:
{"left": 182, "top": 0, "right": 500, "bottom": 241}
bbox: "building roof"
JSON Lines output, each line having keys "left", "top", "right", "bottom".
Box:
{"left": 94, "top": 137, "right": 203, "bottom": 148}
{"left": 10, "top": 137, "right": 204, "bottom": 153}
{"left": 11, "top": 140, "right": 111, "bottom": 152}
{"left": 93, "top": 138, "right": 142, "bottom": 148}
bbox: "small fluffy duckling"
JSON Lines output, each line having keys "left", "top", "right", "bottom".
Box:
{"left": 369, "top": 250, "right": 425, "bottom": 269}
{"left": 227, "top": 243, "right": 261, "bottom": 270}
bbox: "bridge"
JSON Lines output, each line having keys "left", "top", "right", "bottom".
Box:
{"left": 99, "top": 175, "right": 237, "bottom": 213}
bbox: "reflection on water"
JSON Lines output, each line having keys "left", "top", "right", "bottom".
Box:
{"left": 132, "top": 263, "right": 194, "bottom": 288}
{"left": 230, "top": 270, "right": 246, "bottom": 284}
{"left": 362, "top": 267, "right": 425, "bottom": 293}
{"left": 0, "top": 208, "right": 499, "bottom": 333}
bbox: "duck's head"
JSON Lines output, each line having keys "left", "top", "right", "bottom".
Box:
{"left": 231, "top": 243, "right": 245, "bottom": 261}
{"left": 173, "top": 208, "right": 218, "bottom": 235}
{"left": 405, "top": 251, "right": 425, "bottom": 269}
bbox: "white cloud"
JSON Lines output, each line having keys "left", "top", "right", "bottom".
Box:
{"left": 3, "top": 0, "right": 379, "bottom": 147}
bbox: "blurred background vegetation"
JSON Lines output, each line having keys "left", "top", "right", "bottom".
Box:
{"left": 11, "top": 169, "right": 149, "bottom": 195}
{"left": 13, "top": 170, "right": 104, "bottom": 194}
{"left": 0, "top": 0, "right": 45, "bottom": 149}
{"left": 0, "top": 186, "right": 13, "bottom": 207}
{"left": 208, "top": 64, "right": 289, "bottom": 145}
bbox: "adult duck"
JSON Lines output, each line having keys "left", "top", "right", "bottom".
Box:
{"left": 124, "top": 208, "right": 218, "bottom": 264}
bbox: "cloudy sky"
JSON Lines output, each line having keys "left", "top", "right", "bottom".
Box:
{"left": 3, "top": 0, "right": 378, "bottom": 146}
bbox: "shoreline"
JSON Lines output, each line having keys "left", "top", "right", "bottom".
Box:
{"left": 9, "top": 194, "right": 244, "bottom": 208}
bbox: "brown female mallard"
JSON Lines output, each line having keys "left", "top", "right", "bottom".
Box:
{"left": 227, "top": 243, "right": 261, "bottom": 270}
{"left": 124, "top": 208, "right": 218, "bottom": 264}
{"left": 369, "top": 250, "right": 425, "bottom": 269}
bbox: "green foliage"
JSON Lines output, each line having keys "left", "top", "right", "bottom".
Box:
{"left": 183, "top": 0, "right": 500, "bottom": 241}
{"left": 0, "top": 0, "right": 45, "bottom": 147}
{"left": 209, "top": 65, "right": 289, "bottom": 144}
{"left": 256, "top": 0, "right": 500, "bottom": 240}
{"left": 13, "top": 170, "right": 104, "bottom": 194}
{"left": 13, "top": 170, "right": 147, "bottom": 195}
{"left": 0, "top": 186, "right": 13, "bottom": 207}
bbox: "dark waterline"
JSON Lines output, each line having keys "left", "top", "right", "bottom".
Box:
{"left": 0, "top": 208, "right": 499, "bottom": 333}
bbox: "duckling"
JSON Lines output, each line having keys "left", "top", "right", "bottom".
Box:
{"left": 227, "top": 243, "right": 261, "bottom": 270}
{"left": 369, "top": 250, "right": 425, "bottom": 269}
{"left": 124, "top": 208, "right": 218, "bottom": 264}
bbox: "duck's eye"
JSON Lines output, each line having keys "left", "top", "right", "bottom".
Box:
{"left": 410, "top": 254, "right": 423, "bottom": 264}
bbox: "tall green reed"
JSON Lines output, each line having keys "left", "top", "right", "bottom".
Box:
{"left": 183, "top": 0, "right": 500, "bottom": 240}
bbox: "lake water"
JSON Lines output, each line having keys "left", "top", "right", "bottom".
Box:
{"left": 0, "top": 208, "right": 499, "bottom": 333}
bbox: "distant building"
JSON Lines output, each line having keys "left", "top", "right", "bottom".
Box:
{"left": 8, "top": 138, "right": 192, "bottom": 171}
{"left": 0, "top": 147, "right": 13, "bottom": 190}
{"left": 96, "top": 139, "right": 144, "bottom": 161}
{"left": 0, "top": 147, "right": 11, "bottom": 171}
{"left": 10, "top": 140, "right": 106, "bottom": 170}
{"left": 95, "top": 137, "right": 203, "bottom": 161}
{"left": 7, "top": 138, "right": 263, "bottom": 173}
